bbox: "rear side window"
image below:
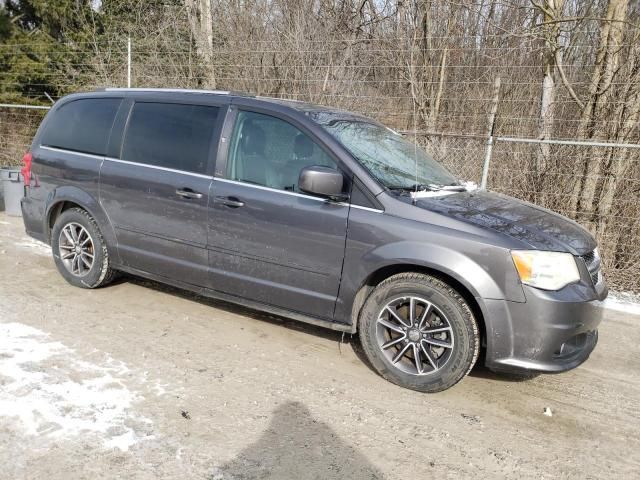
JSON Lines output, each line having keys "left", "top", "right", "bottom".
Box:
{"left": 122, "top": 102, "right": 219, "bottom": 174}
{"left": 41, "top": 98, "right": 121, "bottom": 155}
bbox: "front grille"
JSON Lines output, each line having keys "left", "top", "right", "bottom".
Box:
{"left": 580, "top": 249, "right": 601, "bottom": 286}
{"left": 582, "top": 251, "right": 595, "bottom": 265}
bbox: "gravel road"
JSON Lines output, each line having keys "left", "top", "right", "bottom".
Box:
{"left": 1, "top": 212, "right": 639, "bottom": 479}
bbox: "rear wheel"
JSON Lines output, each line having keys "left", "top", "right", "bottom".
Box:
{"left": 51, "top": 207, "right": 117, "bottom": 288}
{"left": 358, "top": 273, "right": 479, "bottom": 393}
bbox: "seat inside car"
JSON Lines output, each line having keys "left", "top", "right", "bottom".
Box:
{"left": 236, "top": 121, "right": 267, "bottom": 185}
{"left": 281, "top": 133, "right": 315, "bottom": 191}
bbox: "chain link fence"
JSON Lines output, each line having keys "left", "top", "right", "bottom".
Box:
{"left": 0, "top": 106, "right": 47, "bottom": 165}
{"left": 1, "top": 33, "right": 640, "bottom": 292}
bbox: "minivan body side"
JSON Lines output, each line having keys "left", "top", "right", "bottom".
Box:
{"left": 208, "top": 177, "right": 350, "bottom": 318}
{"left": 206, "top": 105, "right": 352, "bottom": 319}
{"left": 22, "top": 91, "right": 577, "bottom": 323}
{"left": 98, "top": 96, "right": 226, "bottom": 286}
{"left": 21, "top": 96, "right": 123, "bottom": 261}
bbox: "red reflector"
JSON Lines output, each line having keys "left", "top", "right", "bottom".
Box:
{"left": 21, "top": 151, "right": 32, "bottom": 187}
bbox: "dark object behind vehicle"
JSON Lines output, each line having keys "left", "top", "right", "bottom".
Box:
{"left": 1, "top": 169, "right": 24, "bottom": 216}
{"left": 20, "top": 88, "right": 607, "bottom": 392}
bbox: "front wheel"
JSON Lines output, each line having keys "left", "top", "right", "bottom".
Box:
{"left": 51, "top": 207, "right": 117, "bottom": 289}
{"left": 358, "top": 273, "right": 480, "bottom": 393}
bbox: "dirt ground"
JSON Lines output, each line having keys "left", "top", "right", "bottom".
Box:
{"left": 1, "top": 211, "right": 639, "bottom": 480}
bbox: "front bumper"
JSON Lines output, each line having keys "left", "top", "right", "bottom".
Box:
{"left": 481, "top": 279, "right": 607, "bottom": 374}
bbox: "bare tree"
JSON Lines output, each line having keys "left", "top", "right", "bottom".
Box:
{"left": 531, "top": 0, "right": 564, "bottom": 197}
{"left": 569, "top": 0, "right": 634, "bottom": 231}
{"left": 186, "top": 0, "right": 216, "bottom": 88}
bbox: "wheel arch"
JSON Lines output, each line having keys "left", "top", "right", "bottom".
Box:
{"left": 349, "top": 263, "right": 487, "bottom": 347}
{"left": 44, "top": 186, "right": 121, "bottom": 265}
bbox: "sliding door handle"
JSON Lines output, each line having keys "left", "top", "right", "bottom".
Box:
{"left": 216, "top": 196, "right": 245, "bottom": 208}
{"left": 176, "top": 189, "right": 203, "bottom": 199}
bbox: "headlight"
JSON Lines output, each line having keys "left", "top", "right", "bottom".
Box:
{"left": 511, "top": 250, "right": 580, "bottom": 291}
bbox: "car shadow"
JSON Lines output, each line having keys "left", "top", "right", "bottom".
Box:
{"left": 122, "top": 274, "right": 347, "bottom": 344}
{"left": 121, "top": 274, "right": 534, "bottom": 385}
{"left": 211, "top": 401, "right": 385, "bottom": 479}
{"left": 469, "top": 364, "right": 540, "bottom": 382}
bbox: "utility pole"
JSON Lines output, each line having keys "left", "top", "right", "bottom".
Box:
{"left": 480, "top": 76, "right": 501, "bottom": 190}
{"left": 127, "top": 37, "right": 132, "bottom": 88}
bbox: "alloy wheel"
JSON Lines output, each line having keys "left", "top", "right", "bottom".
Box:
{"left": 376, "top": 296, "right": 454, "bottom": 375}
{"left": 58, "top": 222, "right": 95, "bottom": 277}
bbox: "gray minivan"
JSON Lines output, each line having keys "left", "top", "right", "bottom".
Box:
{"left": 20, "top": 88, "right": 607, "bottom": 392}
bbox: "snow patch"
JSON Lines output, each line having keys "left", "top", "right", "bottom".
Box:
{"left": 603, "top": 291, "right": 640, "bottom": 316}
{"left": 153, "top": 382, "right": 169, "bottom": 396}
{"left": 0, "top": 322, "right": 152, "bottom": 451}
{"left": 14, "top": 239, "right": 51, "bottom": 256}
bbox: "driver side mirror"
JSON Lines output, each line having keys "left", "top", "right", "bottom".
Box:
{"left": 298, "top": 166, "right": 348, "bottom": 201}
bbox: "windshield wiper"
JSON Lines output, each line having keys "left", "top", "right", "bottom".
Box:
{"left": 387, "top": 184, "right": 435, "bottom": 192}
{"left": 428, "top": 183, "right": 467, "bottom": 192}
{"left": 387, "top": 183, "right": 466, "bottom": 192}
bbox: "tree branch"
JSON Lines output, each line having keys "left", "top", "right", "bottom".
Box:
{"left": 530, "top": 0, "right": 554, "bottom": 18}
{"left": 555, "top": 48, "right": 585, "bottom": 110}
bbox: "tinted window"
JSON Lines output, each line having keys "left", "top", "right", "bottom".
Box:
{"left": 122, "top": 102, "right": 219, "bottom": 174}
{"left": 41, "top": 98, "right": 121, "bottom": 155}
{"left": 227, "top": 110, "right": 337, "bottom": 192}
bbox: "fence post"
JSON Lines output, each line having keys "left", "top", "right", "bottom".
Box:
{"left": 127, "top": 36, "right": 132, "bottom": 88}
{"left": 480, "top": 76, "right": 501, "bottom": 189}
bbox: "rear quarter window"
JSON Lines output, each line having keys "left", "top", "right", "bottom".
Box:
{"left": 40, "top": 98, "right": 121, "bottom": 155}
{"left": 121, "top": 102, "right": 219, "bottom": 174}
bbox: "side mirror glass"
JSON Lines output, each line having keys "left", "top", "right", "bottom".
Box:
{"left": 298, "top": 166, "right": 347, "bottom": 201}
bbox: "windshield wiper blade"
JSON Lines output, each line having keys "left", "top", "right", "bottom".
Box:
{"left": 428, "top": 183, "right": 467, "bottom": 192}
{"left": 387, "top": 183, "right": 467, "bottom": 192}
{"left": 387, "top": 183, "right": 438, "bottom": 192}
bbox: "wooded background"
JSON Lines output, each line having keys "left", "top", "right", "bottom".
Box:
{"left": 1, "top": 0, "right": 639, "bottom": 291}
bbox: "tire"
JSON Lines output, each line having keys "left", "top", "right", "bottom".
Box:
{"left": 51, "top": 207, "right": 117, "bottom": 289}
{"left": 358, "top": 273, "right": 479, "bottom": 393}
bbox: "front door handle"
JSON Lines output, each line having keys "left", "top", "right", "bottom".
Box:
{"left": 176, "top": 188, "right": 203, "bottom": 200}
{"left": 216, "top": 196, "right": 245, "bottom": 208}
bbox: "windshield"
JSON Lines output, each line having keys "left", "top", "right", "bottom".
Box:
{"left": 314, "top": 116, "right": 458, "bottom": 190}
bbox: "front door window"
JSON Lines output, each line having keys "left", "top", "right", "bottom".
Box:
{"left": 227, "top": 111, "right": 337, "bottom": 192}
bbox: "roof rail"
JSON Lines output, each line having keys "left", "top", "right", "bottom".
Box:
{"left": 103, "top": 87, "right": 232, "bottom": 95}
{"left": 256, "top": 95, "right": 304, "bottom": 103}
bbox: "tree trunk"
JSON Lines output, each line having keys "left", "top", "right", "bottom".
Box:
{"left": 534, "top": 0, "right": 564, "bottom": 203}
{"left": 570, "top": 0, "right": 630, "bottom": 225}
{"left": 186, "top": 0, "right": 216, "bottom": 89}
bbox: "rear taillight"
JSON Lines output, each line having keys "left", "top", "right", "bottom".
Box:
{"left": 21, "top": 151, "right": 32, "bottom": 187}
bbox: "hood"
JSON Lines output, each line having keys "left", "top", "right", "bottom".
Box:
{"left": 411, "top": 190, "right": 596, "bottom": 255}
